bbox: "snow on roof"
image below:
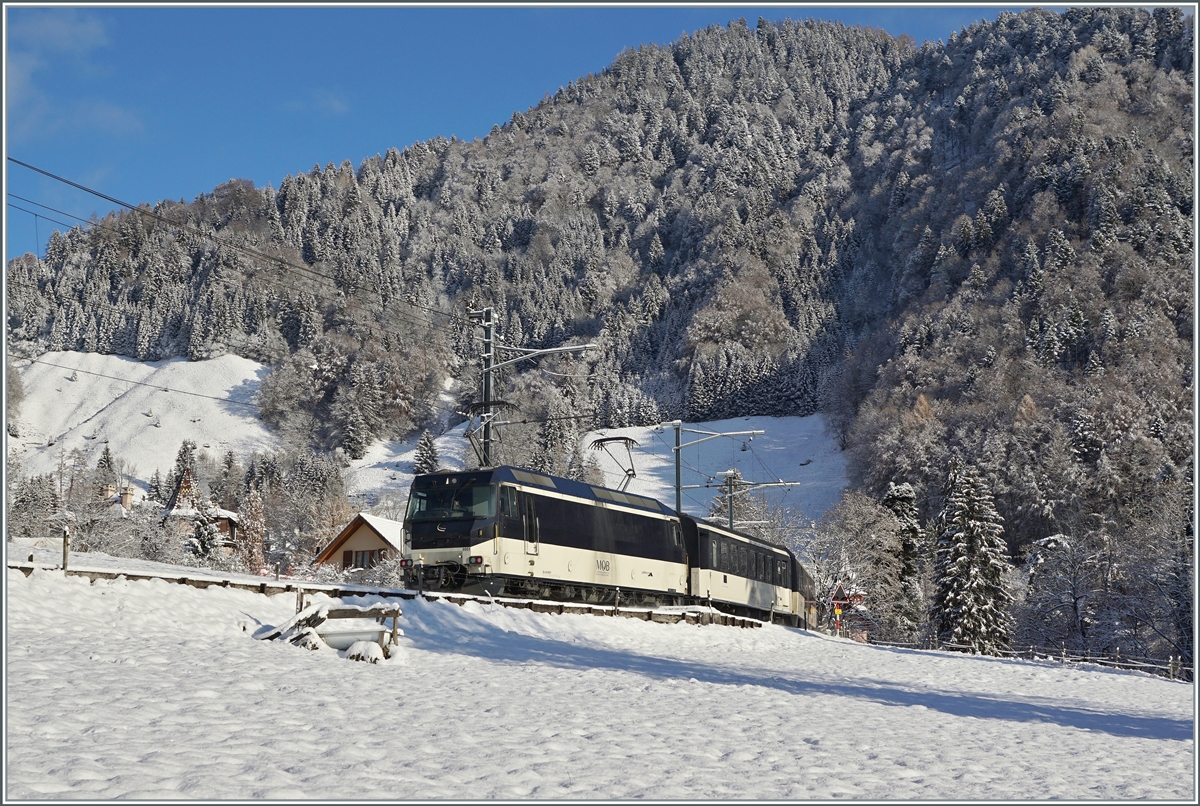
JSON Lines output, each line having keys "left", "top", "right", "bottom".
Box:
{"left": 313, "top": 512, "right": 406, "bottom": 565}
{"left": 356, "top": 513, "right": 405, "bottom": 551}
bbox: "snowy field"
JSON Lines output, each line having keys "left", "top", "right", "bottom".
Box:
{"left": 6, "top": 561, "right": 1194, "bottom": 801}
{"left": 13, "top": 352, "right": 846, "bottom": 521}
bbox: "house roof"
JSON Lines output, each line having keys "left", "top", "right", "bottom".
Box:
{"left": 313, "top": 513, "right": 406, "bottom": 565}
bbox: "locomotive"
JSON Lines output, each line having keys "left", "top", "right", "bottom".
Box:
{"left": 398, "top": 465, "right": 817, "bottom": 627}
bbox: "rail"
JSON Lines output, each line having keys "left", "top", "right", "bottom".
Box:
{"left": 7, "top": 561, "right": 764, "bottom": 629}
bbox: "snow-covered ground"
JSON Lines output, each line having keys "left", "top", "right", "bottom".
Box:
{"left": 6, "top": 562, "right": 1194, "bottom": 800}
{"left": 12, "top": 352, "right": 846, "bottom": 521}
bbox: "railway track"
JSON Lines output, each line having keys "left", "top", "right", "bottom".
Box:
{"left": 8, "top": 561, "right": 765, "bottom": 629}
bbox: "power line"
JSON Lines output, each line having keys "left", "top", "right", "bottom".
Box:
{"left": 6, "top": 190, "right": 467, "bottom": 342}
{"left": 491, "top": 411, "right": 598, "bottom": 426}
{"left": 7, "top": 202, "right": 75, "bottom": 232}
{"left": 6, "top": 158, "right": 476, "bottom": 330}
{"left": 26, "top": 358, "right": 259, "bottom": 408}
{"left": 7, "top": 161, "right": 611, "bottom": 448}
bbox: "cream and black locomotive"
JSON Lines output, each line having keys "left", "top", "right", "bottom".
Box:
{"left": 398, "top": 466, "right": 817, "bottom": 627}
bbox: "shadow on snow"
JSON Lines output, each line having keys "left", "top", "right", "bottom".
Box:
{"left": 399, "top": 600, "right": 1193, "bottom": 743}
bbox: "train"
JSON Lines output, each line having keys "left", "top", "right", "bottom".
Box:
{"left": 397, "top": 465, "right": 818, "bottom": 627}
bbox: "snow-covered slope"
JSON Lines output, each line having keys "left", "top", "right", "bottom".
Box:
{"left": 579, "top": 416, "right": 846, "bottom": 522}
{"left": 12, "top": 352, "right": 847, "bottom": 521}
{"left": 9, "top": 351, "right": 278, "bottom": 490}
{"left": 5, "top": 565, "right": 1193, "bottom": 800}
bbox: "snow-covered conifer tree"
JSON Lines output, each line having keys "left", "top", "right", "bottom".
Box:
{"left": 883, "top": 480, "right": 926, "bottom": 640}
{"left": 931, "top": 458, "right": 1013, "bottom": 655}
{"left": 236, "top": 488, "right": 266, "bottom": 573}
{"left": 147, "top": 469, "right": 165, "bottom": 504}
{"left": 413, "top": 429, "right": 439, "bottom": 475}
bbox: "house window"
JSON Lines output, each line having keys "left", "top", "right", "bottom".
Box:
{"left": 350, "top": 549, "right": 383, "bottom": 570}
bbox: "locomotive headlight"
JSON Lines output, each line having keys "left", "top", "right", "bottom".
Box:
{"left": 399, "top": 559, "right": 412, "bottom": 568}
{"left": 468, "top": 556, "right": 484, "bottom": 565}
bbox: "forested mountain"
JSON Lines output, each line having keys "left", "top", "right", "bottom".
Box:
{"left": 6, "top": 9, "right": 1193, "bottom": 660}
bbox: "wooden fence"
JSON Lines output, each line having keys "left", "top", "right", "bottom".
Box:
{"left": 867, "top": 637, "right": 1193, "bottom": 681}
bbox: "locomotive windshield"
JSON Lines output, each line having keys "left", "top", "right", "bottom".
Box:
{"left": 406, "top": 482, "right": 495, "bottom": 521}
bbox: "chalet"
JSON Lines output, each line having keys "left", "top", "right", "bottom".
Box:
{"left": 830, "top": 580, "right": 871, "bottom": 643}
{"left": 160, "top": 467, "right": 238, "bottom": 546}
{"left": 314, "top": 513, "right": 406, "bottom": 571}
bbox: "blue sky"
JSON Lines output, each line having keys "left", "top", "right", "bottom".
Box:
{"left": 5, "top": 4, "right": 1045, "bottom": 262}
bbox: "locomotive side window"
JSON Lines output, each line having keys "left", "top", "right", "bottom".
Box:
{"left": 498, "top": 486, "right": 519, "bottom": 517}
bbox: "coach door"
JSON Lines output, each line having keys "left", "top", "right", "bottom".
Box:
{"left": 522, "top": 492, "right": 539, "bottom": 555}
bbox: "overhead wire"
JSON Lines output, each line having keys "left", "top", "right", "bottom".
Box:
{"left": 7, "top": 176, "right": 603, "bottom": 436}
{"left": 8, "top": 159, "right": 611, "bottom": 449}
{"left": 25, "top": 357, "right": 259, "bottom": 408}
{"left": 6, "top": 158, "right": 476, "bottom": 336}
{"left": 649, "top": 427, "right": 710, "bottom": 512}
{"left": 5, "top": 189, "right": 467, "bottom": 342}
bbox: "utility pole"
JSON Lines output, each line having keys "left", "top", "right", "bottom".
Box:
{"left": 714, "top": 470, "right": 799, "bottom": 531}
{"left": 467, "top": 307, "right": 496, "bottom": 466}
{"left": 467, "top": 306, "right": 595, "bottom": 468}
{"left": 723, "top": 471, "right": 737, "bottom": 530}
{"left": 664, "top": 422, "right": 763, "bottom": 517}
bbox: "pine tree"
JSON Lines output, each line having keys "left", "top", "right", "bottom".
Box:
{"left": 883, "top": 480, "right": 926, "bottom": 640}
{"left": 236, "top": 487, "right": 266, "bottom": 573}
{"left": 148, "top": 469, "right": 165, "bottom": 504}
{"left": 931, "top": 458, "right": 1013, "bottom": 655}
{"left": 94, "top": 444, "right": 118, "bottom": 494}
{"left": 172, "top": 440, "right": 197, "bottom": 483}
{"left": 187, "top": 504, "right": 222, "bottom": 558}
{"left": 413, "top": 429, "right": 439, "bottom": 475}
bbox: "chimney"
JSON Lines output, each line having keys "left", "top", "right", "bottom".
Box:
{"left": 119, "top": 487, "right": 135, "bottom": 510}
{"left": 102, "top": 483, "right": 116, "bottom": 500}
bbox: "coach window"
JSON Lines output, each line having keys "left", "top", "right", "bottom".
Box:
{"left": 711, "top": 538, "right": 718, "bottom": 568}
{"left": 720, "top": 540, "right": 729, "bottom": 571}
{"left": 739, "top": 546, "right": 747, "bottom": 576}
